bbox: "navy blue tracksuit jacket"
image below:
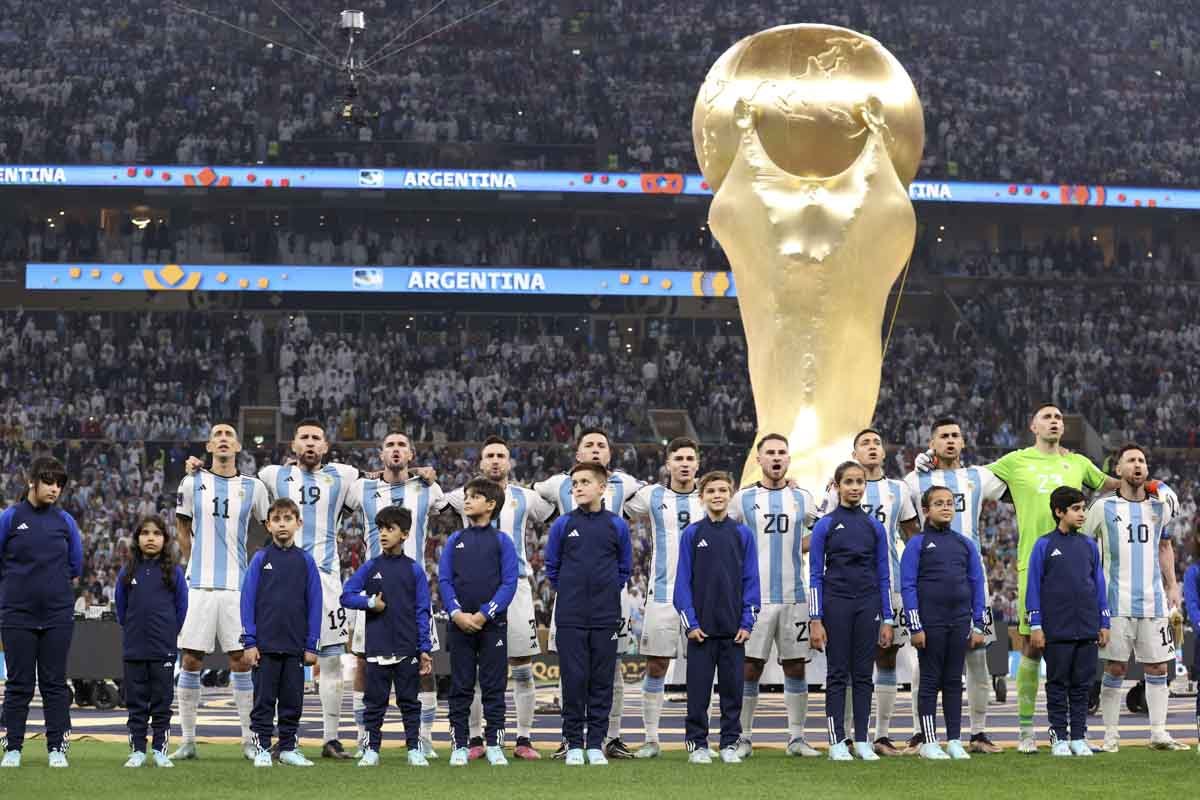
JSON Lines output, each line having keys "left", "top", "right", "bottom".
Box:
{"left": 438, "top": 525, "right": 518, "bottom": 748}
{"left": 0, "top": 500, "right": 83, "bottom": 753}
{"left": 544, "top": 507, "right": 633, "bottom": 750}
{"left": 342, "top": 552, "right": 432, "bottom": 751}
{"left": 899, "top": 521, "right": 986, "bottom": 742}
{"left": 240, "top": 541, "right": 322, "bottom": 752}
{"left": 808, "top": 503, "right": 894, "bottom": 743}
{"left": 674, "top": 515, "right": 761, "bottom": 750}
{"left": 1026, "top": 527, "right": 1111, "bottom": 741}
{"left": 115, "top": 560, "right": 187, "bottom": 753}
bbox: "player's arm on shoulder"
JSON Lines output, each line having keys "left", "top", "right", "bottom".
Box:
{"left": 252, "top": 480, "right": 270, "bottom": 523}
{"left": 623, "top": 485, "right": 650, "bottom": 519}
{"left": 528, "top": 489, "right": 555, "bottom": 523}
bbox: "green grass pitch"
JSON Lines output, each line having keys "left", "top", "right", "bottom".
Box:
{"left": 3, "top": 742, "right": 1196, "bottom": 799}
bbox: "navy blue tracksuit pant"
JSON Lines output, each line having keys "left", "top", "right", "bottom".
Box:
{"left": 251, "top": 653, "right": 304, "bottom": 752}
{"left": 1044, "top": 640, "right": 1096, "bottom": 741}
{"left": 557, "top": 626, "right": 619, "bottom": 750}
{"left": 448, "top": 620, "right": 508, "bottom": 748}
{"left": 2, "top": 625, "right": 73, "bottom": 752}
{"left": 916, "top": 622, "right": 969, "bottom": 742}
{"left": 363, "top": 659, "right": 421, "bottom": 751}
{"left": 685, "top": 636, "right": 745, "bottom": 750}
{"left": 823, "top": 595, "right": 877, "bottom": 743}
{"left": 124, "top": 659, "right": 175, "bottom": 753}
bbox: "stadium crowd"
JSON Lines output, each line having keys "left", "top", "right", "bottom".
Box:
{"left": 2, "top": 304, "right": 1196, "bottom": 631}
{"left": 2, "top": 0, "right": 1199, "bottom": 184}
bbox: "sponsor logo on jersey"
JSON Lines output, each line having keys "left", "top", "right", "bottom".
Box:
{"left": 17, "top": 522, "right": 29, "bottom": 530}
{"left": 372, "top": 572, "right": 383, "bottom": 579}
{"left": 567, "top": 530, "right": 580, "bottom": 538}
{"left": 1050, "top": 548, "right": 1063, "bottom": 557}
{"left": 835, "top": 523, "right": 845, "bottom": 530}
{"left": 263, "top": 563, "right": 273, "bottom": 570}
{"left": 697, "top": 539, "right": 709, "bottom": 548}
{"left": 455, "top": 541, "right": 465, "bottom": 549}
{"left": 925, "top": 541, "right": 937, "bottom": 549}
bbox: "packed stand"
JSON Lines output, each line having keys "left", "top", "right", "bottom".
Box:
{"left": 3, "top": 0, "right": 1200, "bottom": 185}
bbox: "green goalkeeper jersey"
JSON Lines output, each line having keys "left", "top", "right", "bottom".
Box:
{"left": 989, "top": 446, "right": 1108, "bottom": 569}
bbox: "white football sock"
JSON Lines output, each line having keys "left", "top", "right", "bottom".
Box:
{"left": 177, "top": 670, "right": 201, "bottom": 742}
{"left": 419, "top": 690, "right": 437, "bottom": 741}
{"left": 965, "top": 649, "right": 991, "bottom": 735}
{"left": 512, "top": 665, "right": 536, "bottom": 739}
{"left": 231, "top": 670, "right": 254, "bottom": 742}
{"left": 642, "top": 675, "right": 665, "bottom": 743}
{"left": 318, "top": 654, "right": 344, "bottom": 743}
{"left": 1146, "top": 674, "right": 1169, "bottom": 738}
{"left": 469, "top": 685, "right": 484, "bottom": 740}
{"left": 609, "top": 664, "right": 625, "bottom": 739}
{"left": 784, "top": 676, "right": 809, "bottom": 740}
{"left": 874, "top": 668, "right": 897, "bottom": 740}
{"left": 740, "top": 680, "right": 760, "bottom": 739}
{"left": 1100, "top": 673, "right": 1123, "bottom": 738}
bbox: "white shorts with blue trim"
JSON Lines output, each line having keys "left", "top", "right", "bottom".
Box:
{"left": 746, "top": 602, "right": 810, "bottom": 662}
{"left": 318, "top": 570, "right": 350, "bottom": 651}
{"left": 179, "top": 588, "right": 242, "bottom": 654}
{"left": 639, "top": 601, "right": 686, "bottom": 659}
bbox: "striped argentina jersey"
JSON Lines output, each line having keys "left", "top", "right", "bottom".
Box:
{"left": 1085, "top": 494, "right": 1177, "bottom": 618}
{"left": 260, "top": 463, "right": 358, "bottom": 574}
{"left": 903, "top": 466, "right": 1007, "bottom": 550}
{"left": 729, "top": 484, "right": 818, "bottom": 605}
{"left": 175, "top": 470, "right": 269, "bottom": 590}
{"left": 824, "top": 478, "right": 917, "bottom": 589}
{"left": 625, "top": 484, "right": 704, "bottom": 605}
{"left": 344, "top": 476, "right": 444, "bottom": 562}
{"left": 438, "top": 484, "right": 554, "bottom": 578}
{"left": 534, "top": 469, "right": 643, "bottom": 516}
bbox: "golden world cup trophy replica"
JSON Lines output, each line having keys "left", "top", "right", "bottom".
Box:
{"left": 692, "top": 25, "right": 925, "bottom": 491}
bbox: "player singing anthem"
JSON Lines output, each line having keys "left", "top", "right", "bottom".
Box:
{"left": 902, "top": 418, "right": 1007, "bottom": 754}
{"left": 533, "top": 428, "right": 643, "bottom": 760}
{"left": 824, "top": 429, "right": 918, "bottom": 756}
{"left": 624, "top": 437, "right": 705, "bottom": 759}
{"left": 172, "top": 423, "right": 269, "bottom": 761}
{"left": 437, "top": 436, "right": 554, "bottom": 760}
{"left": 343, "top": 431, "right": 443, "bottom": 759}
{"left": 728, "top": 434, "right": 821, "bottom": 758}
{"left": 1083, "top": 444, "right": 1186, "bottom": 752}
{"left": 257, "top": 420, "right": 359, "bottom": 759}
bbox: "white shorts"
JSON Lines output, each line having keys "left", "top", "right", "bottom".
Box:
{"left": 179, "top": 588, "right": 243, "bottom": 654}
{"left": 1100, "top": 616, "right": 1175, "bottom": 664}
{"left": 745, "top": 602, "right": 811, "bottom": 662}
{"left": 318, "top": 570, "right": 350, "bottom": 651}
{"left": 350, "top": 605, "right": 441, "bottom": 655}
{"left": 548, "top": 587, "right": 633, "bottom": 655}
{"left": 505, "top": 580, "right": 542, "bottom": 659}
{"left": 889, "top": 591, "right": 911, "bottom": 646}
{"left": 639, "top": 601, "right": 686, "bottom": 659}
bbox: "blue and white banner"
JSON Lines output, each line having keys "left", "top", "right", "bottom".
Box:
{"left": 1, "top": 164, "right": 1194, "bottom": 209}
{"left": 25, "top": 263, "right": 738, "bottom": 297}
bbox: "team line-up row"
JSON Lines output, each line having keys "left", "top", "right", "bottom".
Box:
{"left": 1, "top": 406, "right": 1196, "bottom": 768}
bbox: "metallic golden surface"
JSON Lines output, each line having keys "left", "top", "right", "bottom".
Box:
{"left": 692, "top": 25, "right": 923, "bottom": 492}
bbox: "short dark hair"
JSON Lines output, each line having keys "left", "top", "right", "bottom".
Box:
{"left": 1050, "top": 486, "right": 1086, "bottom": 517}
{"left": 1114, "top": 442, "right": 1147, "bottom": 464}
{"left": 930, "top": 417, "right": 960, "bottom": 435}
{"left": 569, "top": 462, "right": 608, "bottom": 482}
{"left": 465, "top": 477, "right": 505, "bottom": 522}
{"left": 921, "top": 485, "right": 955, "bottom": 510}
{"left": 209, "top": 421, "right": 240, "bottom": 439}
{"left": 756, "top": 433, "right": 788, "bottom": 451}
{"left": 667, "top": 436, "right": 699, "bottom": 456}
{"left": 698, "top": 471, "right": 734, "bottom": 493}
{"left": 853, "top": 428, "right": 883, "bottom": 447}
{"left": 294, "top": 418, "right": 325, "bottom": 435}
{"left": 29, "top": 456, "right": 68, "bottom": 488}
{"left": 375, "top": 505, "right": 412, "bottom": 532}
{"left": 1031, "top": 402, "right": 1060, "bottom": 418}
{"left": 576, "top": 427, "right": 610, "bottom": 448}
{"left": 382, "top": 430, "right": 411, "bottom": 445}
{"left": 268, "top": 498, "right": 300, "bottom": 519}
{"left": 834, "top": 460, "right": 866, "bottom": 485}
{"left": 482, "top": 435, "right": 509, "bottom": 450}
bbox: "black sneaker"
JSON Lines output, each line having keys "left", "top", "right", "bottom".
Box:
{"left": 551, "top": 740, "right": 568, "bottom": 760}
{"left": 903, "top": 732, "right": 924, "bottom": 755}
{"left": 321, "top": 739, "right": 352, "bottom": 760}
{"left": 604, "top": 738, "right": 635, "bottom": 759}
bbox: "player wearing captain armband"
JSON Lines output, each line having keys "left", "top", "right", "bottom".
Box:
{"left": 1083, "top": 443, "right": 1187, "bottom": 752}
